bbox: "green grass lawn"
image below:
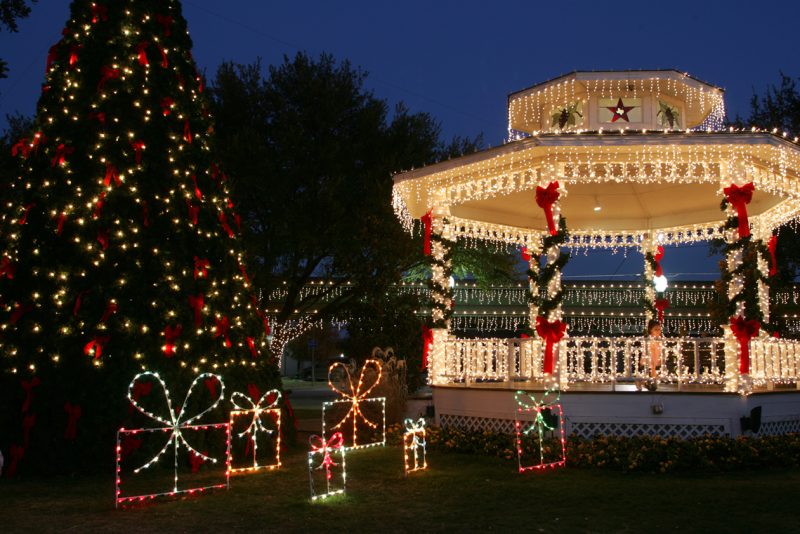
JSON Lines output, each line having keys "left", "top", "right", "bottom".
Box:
{"left": 1, "top": 445, "right": 798, "bottom": 533}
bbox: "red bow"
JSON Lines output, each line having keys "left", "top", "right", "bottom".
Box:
{"left": 93, "top": 192, "right": 105, "bottom": 219}
{"left": 421, "top": 210, "right": 432, "bottom": 256}
{"left": 130, "top": 140, "right": 145, "bottom": 164}
{"left": 20, "top": 376, "right": 40, "bottom": 413}
{"left": 100, "top": 301, "right": 117, "bottom": 323}
{"left": 155, "top": 14, "right": 173, "bottom": 35}
{"left": 204, "top": 376, "right": 218, "bottom": 398}
{"left": 214, "top": 316, "right": 232, "bottom": 348}
{"left": 310, "top": 433, "right": 344, "bottom": 480}
{"left": 536, "top": 181, "right": 561, "bottom": 236}
{"left": 51, "top": 144, "right": 74, "bottom": 167}
{"left": 654, "top": 245, "right": 665, "bottom": 277}
{"left": 97, "top": 65, "right": 120, "bottom": 92}
{"left": 238, "top": 263, "right": 251, "bottom": 286}
{"left": 183, "top": 120, "right": 193, "bottom": 144}
{"left": 162, "top": 324, "right": 182, "bottom": 357}
{"left": 136, "top": 41, "right": 149, "bottom": 66}
{"left": 97, "top": 228, "right": 109, "bottom": 250}
{"left": 219, "top": 212, "right": 235, "bottom": 238}
{"left": 158, "top": 45, "right": 168, "bottom": 68}
{"left": 194, "top": 256, "right": 210, "bottom": 279}
{"left": 91, "top": 3, "right": 108, "bottom": 23}
{"left": 184, "top": 200, "right": 199, "bottom": 226}
{"left": 22, "top": 413, "right": 36, "bottom": 446}
{"left": 521, "top": 247, "right": 532, "bottom": 262}
{"left": 68, "top": 44, "right": 81, "bottom": 67}
{"left": 160, "top": 97, "right": 174, "bottom": 116}
{"left": 723, "top": 182, "right": 754, "bottom": 239}
{"left": 768, "top": 235, "right": 778, "bottom": 277}
{"left": 55, "top": 212, "right": 67, "bottom": 235}
{"left": 191, "top": 174, "right": 203, "bottom": 200}
{"left": 655, "top": 298, "right": 670, "bottom": 323}
{"left": 103, "top": 163, "right": 121, "bottom": 187}
{"left": 188, "top": 294, "right": 204, "bottom": 327}
{"left": 421, "top": 324, "right": 434, "bottom": 370}
{"left": 84, "top": 334, "right": 110, "bottom": 359}
{"left": 11, "top": 138, "right": 30, "bottom": 158}
{"left": 730, "top": 316, "right": 760, "bottom": 375}
{"left": 73, "top": 290, "right": 90, "bottom": 316}
{"left": 7, "top": 444, "right": 24, "bottom": 477}
{"left": 210, "top": 163, "right": 227, "bottom": 182}
{"left": 19, "top": 202, "right": 35, "bottom": 225}
{"left": 0, "top": 256, "right": 16, "bottom": 279}
{"left": 247, "top": 336, "right": 258, "bottom": 357}
{"left": 536, "top": 317, "right": 567, "bottom": 374}
{"left": 64, "top": 403, "right": 81, "bottom": 440}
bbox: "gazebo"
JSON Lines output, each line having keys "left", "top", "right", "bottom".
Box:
{"left": 392, "top": 70, "right": 800, "bottom": 437}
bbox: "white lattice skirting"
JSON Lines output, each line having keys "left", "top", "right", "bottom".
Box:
{"left": 758, "top": 417, "right": 800, "bottom": 436}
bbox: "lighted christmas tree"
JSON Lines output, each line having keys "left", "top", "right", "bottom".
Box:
{"left": 0, "top": 0, "right": 279, "bottom": 474}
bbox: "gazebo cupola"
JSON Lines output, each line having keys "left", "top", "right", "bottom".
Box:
{"left": 507, "top": 69, "right": 726, "bottom": 136}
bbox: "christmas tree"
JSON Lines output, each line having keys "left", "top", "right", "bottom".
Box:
{"left": 0, "top": 0, "right": 280, "bottom": 474}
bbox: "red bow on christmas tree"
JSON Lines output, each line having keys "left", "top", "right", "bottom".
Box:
{"left": 723, "top": 182, "right": 755, "bottom": 239}
{"left": 730, "top": 316, "right": 760, "bottom": 374}
{"left": 536, "top": 181, "right": 560, "bottom": 236}
{"left": 421, "top": 210, "right": 432, "bottom": 256}
{"left": 535, "top": 317, "right": 567, "bottom": 374}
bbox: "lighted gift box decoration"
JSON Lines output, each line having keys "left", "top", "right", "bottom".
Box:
{"left": 323, "top": 359, "right": 386, "bottom": 449}
{"left": 514, "top": 386, "right": 566, "bottom": 472}
{"left": 228, "top": 388, "right": 282, "bottom": 473}
{"left": 403, "top": 418, "right": 427, "bottom": 474}
{"left": 308, "top": 432, "right": 346, "bottom": 501}
{"left": 115, "top": 371, "right": 230, "bottom": 507}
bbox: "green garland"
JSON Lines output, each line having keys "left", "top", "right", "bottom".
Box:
{"left": 528, "top": 218, "right": 570, "bottom": 318}
{"left": 716, "top": 198, "right": 775, "bottom": 330}
{"left": 428, "top": 220, "right": 454, "bottom": 329}
{"left": 641, "top": 251, "right": 663, "bottom": 319}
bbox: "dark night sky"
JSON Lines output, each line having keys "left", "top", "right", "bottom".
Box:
{"left": 1, "top": 0, "right": 798, "bottom": 280}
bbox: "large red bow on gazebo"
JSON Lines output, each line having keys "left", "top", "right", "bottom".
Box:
{"left": 421, "top": 209, "right": 432, "bottom": 256}
{"left": 536, "top": 317, "right": 567, "bottom": 374}
{"left": 536, "top": 182, "right": 560, "bottom": 236}
{"left": 730, "top": 316, "right": 760, "bottom": 374}
{"left": 421, "top": 324, "right": 434, "bottom": 370}
{"left": 723, "top": 182, "right": 754, "bottom": 239}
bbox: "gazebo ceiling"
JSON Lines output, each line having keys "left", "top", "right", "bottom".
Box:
{"left": 450, "top": 181, "right": 784, "bottom": 234}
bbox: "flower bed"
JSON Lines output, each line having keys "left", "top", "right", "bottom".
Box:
{"left": 387, "top": 424, "right": 800, "bottom": 473}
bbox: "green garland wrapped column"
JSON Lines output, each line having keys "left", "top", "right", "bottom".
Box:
{"left": 427, "top": 209, "right": 454, "bottom": 384}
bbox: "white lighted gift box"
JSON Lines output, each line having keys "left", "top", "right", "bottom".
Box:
{"left": 308, "top": 433, "right": 347, "bottom": 501}
{"left": 403, "top": 418, "right": 427, "bottom": 474}
{"left": 324, "top": 359, "right": 387, "bottom": 449}
{"left": 228, "top": 389, "right": 282, "bottom": 474}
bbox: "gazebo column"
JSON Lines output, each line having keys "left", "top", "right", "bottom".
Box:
{"left": 641, "top": 235, "right": 658, "bottom": 325}
{"left": 427, "top": 207, "right": 454, "bottom": 385}
{"left": 722, "top": 214, "right": 745, "bottom": 393}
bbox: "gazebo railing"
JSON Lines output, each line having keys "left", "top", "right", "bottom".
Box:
{"left": 442, "top": 336, "right": 731, "bottom": 386}
{"left": 750, "top": 338, "right": 800, "bottom": 385}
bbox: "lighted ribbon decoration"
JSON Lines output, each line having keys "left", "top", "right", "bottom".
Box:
{"left": 653, "top": 245, "right": 665, "bottom": 277}
{"left": 535, "top": 181, "right": 560, "bottom": 236}
{"left": 230, "top": 389, "right": 281, "bottom": 461}
{"left": 421, "top": 324, "right": 433, "bottom": 370}
{"left": 515, "top": 387, "right": 561, "bottom": 464}
{"left": 328, "top": 359, "right": 383, "bottom": 440}
{"left": 64, "top": 402, "right": 81, "bottom": 440}
{"left": 535, "top": 317, "right": 567, "bottom": 374}
{"left": 309, "top": 432, "right": 344, "bottom": 481}
{"left": 730, "top": 316, "right": 760, "bottom": 375}
{"left": 655, "top": 298, "right": 670, "bottom": 323}
{"left": 421, "top": 209, "right": 432, "bottom": 256}
{"left": 723, "top": 182, "right": 754, "bottom": 239}
{"left": 403, "top": 418, "right": 426, "bottom": 468}
{"left": 768, "top": 235, "right": 778, "bottom": 277}
{"left": 126, "top": 371, "right": 225, "bottom": 475}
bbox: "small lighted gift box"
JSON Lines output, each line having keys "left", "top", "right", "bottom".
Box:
{"left": 308, "top": 433, "right": 347, "bottom": 501}
{"left": 228, "top": 390, "right": 282, "bottom": 474}
{"left": 514, "top": 403, "right": 566, "bottom": 472}
{"left": 322, "top": 397, "right": 386, "bottom": 450}
{"left": 403, "top": 418, "right": 427, "bottom": 474}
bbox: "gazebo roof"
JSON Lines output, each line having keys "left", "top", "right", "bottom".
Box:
{"left": 392, "top": 130, "right": 800, "bottom": 248}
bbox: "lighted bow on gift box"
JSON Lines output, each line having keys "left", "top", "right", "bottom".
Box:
{"left": 307, "top": 432, "right": 346, "bottom": 501}
{"left": 115, "top": 371, "right": 231, "bottom": 507}
{"left": 514, "top": 386, "right": 566, "bottom": 472}
{"left": 403, "top": 418, "right": 427, "bottom": 474}
{"left": 228, "top": 388, "right": 281, "bottom": 473}
{"left": 323, "top": 359, "right": 386, "bottom": 449}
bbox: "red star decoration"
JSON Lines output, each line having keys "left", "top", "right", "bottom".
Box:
{"left": 606, "top": 97, "right": 636, "bottom": 123}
